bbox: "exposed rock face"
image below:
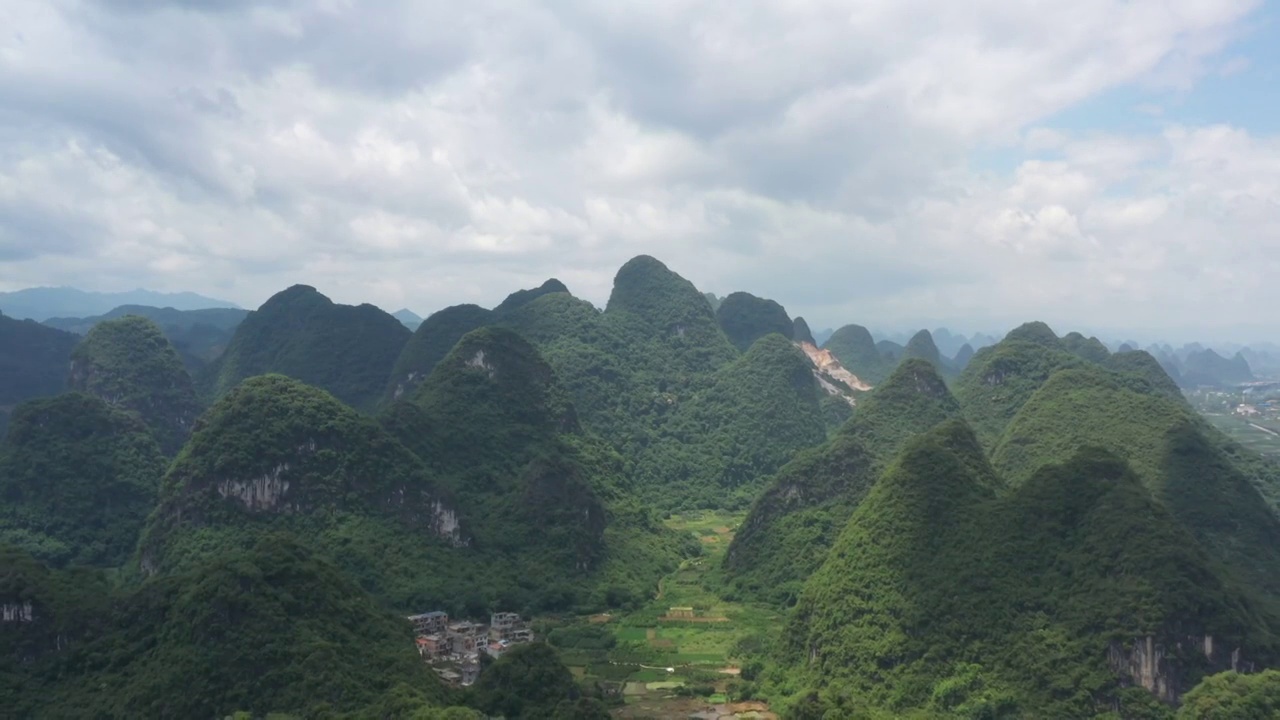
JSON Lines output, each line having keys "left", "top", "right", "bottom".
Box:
{"left": 2, "top": 601, "right": 34, "bottom": 622}
{"left": 797, "top": 341, "right": 872, "bottom": 394}
{"left": 216, "top": 464, "right": 292, "bottom": 512}
{"left": 1106, "top": 634, "right": 1250, "bottom": 705}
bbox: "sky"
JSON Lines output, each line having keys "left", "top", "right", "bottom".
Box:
{"left": 2, "top": 1, "right": 1278, "bottom": 344}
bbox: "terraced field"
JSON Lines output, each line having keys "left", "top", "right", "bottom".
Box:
{"left": 1206, "top": 413, "right": 1280, "bottom": 458}
{"left": 552, "top": 512, "right": 780, "bottom": 719}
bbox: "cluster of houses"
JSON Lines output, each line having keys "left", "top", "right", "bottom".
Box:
{"left": 407, "top": 610, "right": 535, "bottom": 687}
{"left": 1236, "top": 398, "right": 1279, "bottom": 421}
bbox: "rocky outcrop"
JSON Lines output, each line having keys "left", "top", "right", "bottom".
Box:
{"left": 217, "top": 464, "right": 292, "bottom": 512}
{"left": 796, "top": 341, "right": 872, "bottom": 398}
{"left": 2, "top": 601, "right": 34, "bottom": 622}
{"left": 1106, "top": 634, "right": 1251, "bottom": 705}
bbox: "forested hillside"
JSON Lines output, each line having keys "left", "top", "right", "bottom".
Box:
{"left": 4, "top": 255, "right": 1280, "bottom": 718}
{"left": 204, "top": 285, "right": 410, "bottom": 411}
{"left": 0, "top": 312, "right": 78, "bottom": 436}
{"left": 68, "top": 315, "right": 200, "bottom": 454}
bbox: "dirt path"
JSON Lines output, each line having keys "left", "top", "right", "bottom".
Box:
{"left": 1250, "top": 423, "right": 1280, "bottom": 437}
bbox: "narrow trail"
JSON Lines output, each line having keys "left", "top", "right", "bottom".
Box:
{"left": 1250, "top": 423, "right": 1280, "bottom": 438}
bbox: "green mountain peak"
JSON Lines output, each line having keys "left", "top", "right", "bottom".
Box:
{"left": 715, "top": 291, "right": 794, "bottom": 352}
{"left": 792, "top": 316, "right": 817, "bottom": 345}
{"left": 1002, "top": 320, "right": 1061, "bottom": 347}
{"left": 823, "top": 323, "right": 891, "bottom": 384}
{"left": 68, "top": 314, "right": 199, "bottom": 454}
{"left": 142, "top": 374, "right": 462, "bottom": 574}
{"left": 384, "top": 303, "right": 494, "bottom": 405}
{"left": 207, "top": 285, "right": 410, "bottom": 411}
{"left": 493, "top": 278, "right": 571, "bottom": 314}
{"left": 903, "top": 328, "right": 944, "bottom": 368}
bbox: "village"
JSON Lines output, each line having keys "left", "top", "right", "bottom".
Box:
{"left": 406, "top": 610, "right": 535, "bottom": 687}
{"left": 1234, "top": 382, "right": 1280, "bottom": 424}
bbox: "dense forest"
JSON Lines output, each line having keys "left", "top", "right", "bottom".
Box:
{"left": 3, "top": 255, "right": 1279, "bottom": 718}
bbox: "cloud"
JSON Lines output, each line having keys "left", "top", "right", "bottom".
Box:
{"left": 0, "top": 0, "right": 1276, "bottom": 342}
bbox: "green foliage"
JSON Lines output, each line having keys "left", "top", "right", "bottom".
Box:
{"left": 470, "top": 643, "right": 592, "bottom": 720}
{"left": 0, "top": 394, "right": 166, "bottom": 567}
{"left": 45, "top": 304, "right": 249, "bottom": 371}
{"left": 604, "top": 255, "right": 738, "bottom": 379}
{"left": 4, "top": 536, "right": 454, "bottom": 719}
{"left": 1182, "top": 349, "right": 1254, "bottom": 388}
{"left": 1002, "top": 320, "right": 1061, "bottom": 347}
{"left": 715, "top": 291, "right": 794, "bottom": 352}
{"left": 1178, "top": 670, "right": 1280, "bottom": 719}
{"left": 1061, "top": 331, "right": 1112, "bottom": 364}
{"left": 383, "top": 304, "right": 494, "bottom": 405}
{"left": 140, "top": 374, "right": 466, "bottom": 601}
{"left": 992, "top": 366, "right": 1280, "bottom": 609}
{"left": 824, "top": 324, "right": 891, "bottom": 384}
{"left": 954, "top": 332, "right": 1088, "bottom": 447}
{"left": 632, "top": 334, "right": 827, "bottom": 510}
{"left": 725, "top": 360, "right": 964, "bottom": 604}
{"left": 792, "top": 317, "right": 817, "bottom": 346}
{"left": 0, "top": 312, "right": 78, "bottom": 420}
{"left": 548, "top": 625, "right": 618, "bottom": 650}
{"left": 69, "top": 315, "right": 200, "bottom": 454}
{"left": 386, "top": 327, "right": 687, "bottom": 612}
{"left": 902, "top": 329, "right": 943, "bottom": 370}
{"left": 0, "top": 545, "right": 113, "bottom": 715}
{"left": 780, "top": 425, "right": 1268, "bottom": 717}
{"left": 492, "top": 278, "right": 570, "bottom": 314}
{"left": 205, "top": 285, "right": 410, "bottom": 411}
{"left": 1106, "top": 350, "right": 1186, "bottom": 401}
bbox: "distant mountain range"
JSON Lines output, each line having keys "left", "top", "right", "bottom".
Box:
{"left": 4, "top": 257, "right": 1280, "bottom": 717}
{"left": 0, "top": 287, "right": 239, "bottom": 321}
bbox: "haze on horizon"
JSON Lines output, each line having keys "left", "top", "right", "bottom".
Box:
{"left": 1, "top": 1, "right": 1277, "bottom": 343}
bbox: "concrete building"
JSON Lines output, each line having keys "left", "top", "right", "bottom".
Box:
{"left": 408, "top": 611, "right": 448, "bottom": 635}
{"left": 489, "top": 612, "right": 533, "bottom": 643}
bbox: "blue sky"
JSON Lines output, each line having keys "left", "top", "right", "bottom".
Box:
{"left": 1, "top": 1, "right": 1277, "bottom": 344}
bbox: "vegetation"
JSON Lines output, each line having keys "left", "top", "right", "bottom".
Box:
{"left": 776, "top": 425, "right": 1268, "bottom": 718}
{"left": 492, "top": 278, "right": 570, "bottom": 314}
{"left": 632, "top": 333, "right": 827, "bottom": 510}
{"left": 715, "top": 291, "right": 794, "bottom": 352}
{"left": 1178, "top": 670, "right": 1280, "bottom": 719}
{"left": 205, "top": 285, "right": 410, "bottom": 411}
{"left": 11, "top": 254, "right": 1280, "bottom": 718}
{"left": 0, "top": 394, "right": 166, "bottom": 567}
{"left": 993, "top": 365, "right": 1280, "bottom": 616}
{"left": 902, "top": 329, "right": 943, "bottom": 370}
{"left": 44, "top": 304, "right": 249, "bottom": 371}
{"left": 1106, "top": 350, "right": 1187, "bottom": 401}
{"left": 792, "top": 317, "right": 817, "bottom": 345}
{"left": 383, "top": 304, "right": 494, "bottom": 404}
{"left": 68, "top": 315, "right": 200, "bottom": 454}
{"left": 1182, "top": 349, "right": 1255, "bottom": 388}
{"left": 954, "top": 324, "right": 1089, "bottom": 446}
{"left": 823, "top": 324, "right": 890, "bottom": 384}
{"left": 2, "top": 537, "right": 465, "bottom": 719}
{"left": 0, "top": 312, "right": 78, "bottom": 433}
{"left": 725, "top": 359, "right": 962, "bottom": 604}
{"left": 385, "top": 326, "right": 690, "bottom": 612}
{"left": 604, "top": 255, "right": 737, "bottom": 380}
{"left": 138, "top": 373, "right": 474, "bottom": 611}
{"left": 470, "top": 643, "right": 609, "bottom": 719}
{"left": 1061, "top": 331, "right": 1112, "bottom": 364}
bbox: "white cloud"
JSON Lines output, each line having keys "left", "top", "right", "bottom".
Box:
{"left": 0, "top": 0, "right": 1275, "bottom": 342}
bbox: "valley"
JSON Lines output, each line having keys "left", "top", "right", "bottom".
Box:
{"left": 4, "top": 256, "right": 1280, "bottom": 718}
{"left": 549, "top": 512, "right": 779, "bottom": 719}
